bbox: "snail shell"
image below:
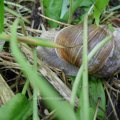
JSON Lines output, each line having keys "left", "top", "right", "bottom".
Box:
{"left": 55, "top": 24, "right": 120, "bottom": 77}
{"left": 37, "top": 25, "right": 120, "bottom": 78}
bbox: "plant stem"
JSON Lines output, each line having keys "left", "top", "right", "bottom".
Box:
{"left": 39, "top": 13, "right": 70, "bottom": 26}
{"left": 68, "top": 0, "right": 72, "bottom": 24}
{"left": 0, "top": 33, "right": 63, "bottom": 48}
{"left": 0, "top": 0, "right": 4, "bottom": 51}
{"left": 81, "top": 14, "right": 89, "bottom": 120}
{"left": 19, "top": 19, "right": 28, "bottom": 36}
{"left": 0, "top": 0, "right": 4, "bottom": 33}
{"left": 33, "top": 87, "right": 39, "bottom": 120}
{"left": 33, "top": 43, "right": 39, "bottom": 120}
{"left": 22, "top": 79, "right": 29, "bottom": 95}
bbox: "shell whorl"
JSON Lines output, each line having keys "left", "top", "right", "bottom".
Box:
{"left": 55, "top": 24, "right": 114, "bottom": 75}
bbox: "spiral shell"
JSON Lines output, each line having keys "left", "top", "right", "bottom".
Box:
{"left": 55, "top": 24, "right": 117, "bottom": 77}
{"left": 37, "top": 24, "right": 120, "bottom": 77}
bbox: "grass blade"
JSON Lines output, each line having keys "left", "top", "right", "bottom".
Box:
{"left": 10, "top": 18, "right": 76, "bottom": 120}
{"left": 0, "top": 0, "right": 4, "bottom": 33}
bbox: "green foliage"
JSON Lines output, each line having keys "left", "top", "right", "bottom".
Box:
{"left": 10, "top": 18, "right": 76, "bottom": 120}
{"left": 75, "top": 76, "right": 106, "bottom": 120}
{"left": 80, "top": 15, "right": 89, "bottom": 120}
{"left": 43, "top": 0, "right": 109, "bottom": 26}
{"left": 72, "top": 76, "right": 106, "bottom": 120}
{"left": 0, "top": 0, "right": 112, "bottom": 119}
{"left": 42, "top": 0, "right": 87, "bottom": 26}
{"left": 89, "top": 107, "right": 95, "bottom": 120}
{"left": 93, "top": 0, "right": 109, "bottom": 25}
{"left": 60, "top": 0, "right": 83, "bottom": 22}
{"left": 61, "top": 0, "right": 95, "bottom": 23}
{"left": 0, "top": 94, "right": 33, "bottom": 120}
{"left": 89, "top": 77, "right": 106, "bottom": 119}
{"left": 60, "top": 0, "right": 69, "bottom": 19}
{"left": 43, "top": 0, "right": 63, "bottom": 27}
{"left": 80, "top": 0, "right": 95, "bottom": 7}
{"left": 0, "top": 0, "right": 4, "bottom": 33}
{"left": 0, "top": 32, "right": 63, "bottom": 48}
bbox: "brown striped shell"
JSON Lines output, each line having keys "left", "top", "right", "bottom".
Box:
{"left": 55, "top": 24, "right": 115, "bottom": 77}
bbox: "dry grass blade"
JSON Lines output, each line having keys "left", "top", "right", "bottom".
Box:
{"left": 0, "top": 45, "right": 79, "bottom": 106}
{"left": 38, "top": 13, "right": 71, "bottom": 26}
{"left": 0, "top": 74, "right": 14, "bottom": 104}
{"left": 104, "top": 82, "right": 119, "bottom": 120}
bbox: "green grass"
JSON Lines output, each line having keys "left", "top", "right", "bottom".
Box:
{"left": 10, "top": 18, "right": 76, "bottom": 120}
{"left": 0, "top": 0, "right": 115, "bottom": 119}
{"left": 0, "top": 0, "right": 4, "bottom": 33}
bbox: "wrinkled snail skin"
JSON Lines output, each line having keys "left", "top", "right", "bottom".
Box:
{"left": 37, "top": 25, "right": 120, "bottom": 78}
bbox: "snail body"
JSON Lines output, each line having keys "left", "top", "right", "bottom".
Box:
{"left": 37, "top": 25, "right": 120, "bottom": 77}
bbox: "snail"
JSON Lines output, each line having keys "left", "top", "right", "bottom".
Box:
{"left": 37, "top": 24, "right": 120, "bottom": 78}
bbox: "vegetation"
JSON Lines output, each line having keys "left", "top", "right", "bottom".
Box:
{"left": 0, "top": 0, "right": 120, "bottom": 120}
